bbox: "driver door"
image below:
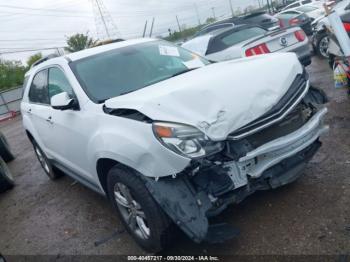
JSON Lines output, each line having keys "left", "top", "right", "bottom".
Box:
{"left": 45, "top": 66, "right": 92, "bottom": 180}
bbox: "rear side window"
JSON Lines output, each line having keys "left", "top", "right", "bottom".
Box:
{"left": 48, "top": 67, "right": 74, "bottom": 99}
{"left": 28, "top": 70, "right": 49, "bottom": 104}
{"left": 301, "top": 0, "right": 312, "bottom": 4}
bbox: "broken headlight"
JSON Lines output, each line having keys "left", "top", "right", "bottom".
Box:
{"left": 153, "top": 122, "right": 224, "bottom": 158}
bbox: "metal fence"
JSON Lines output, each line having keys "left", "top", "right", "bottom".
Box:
{"left": 0, "top": 86, "right": 23, "bottom": 119}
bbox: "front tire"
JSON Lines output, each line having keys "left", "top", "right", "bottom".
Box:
{"left": 316, "top": 32, "right": 329, "bottom": 59}
{"left": 107, "top": 166, "right": 174, "bottom": 252}
{"left": 0, "top": 157, "right": 14, "bottom": 193}
{"left": 32, "top": 141, "right": 61, "bottom": 180}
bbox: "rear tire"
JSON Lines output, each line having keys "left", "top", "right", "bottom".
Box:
{"left": 32, "top": 141, "right": 61, "bottom": 180}
{"left": 0, "top": 133, "right": 14, "bottom": 163}
{"left": 0, "top": 157, "right": 14, "bottom": 193}
{"left": 107, "top": 165, "right": 175, "bottom": 252}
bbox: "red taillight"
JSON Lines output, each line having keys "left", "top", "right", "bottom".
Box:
{"left": 289, "top": 18, "right": 300, "bottom": 26}
{"left": 344, "top": 22, "right": 350, "bottom": 32}
{"left": 294, "top": 30, "right": 306, "bottom": 42}
{"left": 245, "top": 43, "right": 271, "bottom": 57}
{"left": 279, "top": 19, "right": 284, "bottom": 28}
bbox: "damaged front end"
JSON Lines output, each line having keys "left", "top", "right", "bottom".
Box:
{"left": 144, "top": 72, "right": 329, "bottom": 244}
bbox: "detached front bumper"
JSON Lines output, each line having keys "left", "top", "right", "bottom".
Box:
{"left": 145, "top": 107, "right": 328, "bottom": 244}
{"left": 225, "top": 107, "right": 328, "bottom": 189}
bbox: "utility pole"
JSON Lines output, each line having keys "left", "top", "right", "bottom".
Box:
{"left": 266, "top": 0, "right": 271, "bottom": 13}
{"left": 229, "top": 0, "right": 234, "bottom": 17}
{"left": 149, "top": 17, "right": 155, "bottom": 37}
{"left": 194, "top": 3, "right": 201, "bottom": 25}
{"left": 211, "top": 7, "right": 216, "bottom": 19}
{"left": 142, "top": 20, "right": 148, "bottom": 37}
{"left": 176, "top": 15, "right": 181, "bottom": 32}
{"left": 95, "top": 0, "right": 110, "bottom": 38}
{"left": 91, "top": 0, "right": 120, "bottom": 40}
{"left": 257, "top": 0, "right": 261, "bottom": 8}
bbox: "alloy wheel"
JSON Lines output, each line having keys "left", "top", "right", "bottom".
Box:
{"left": 114, "top": 182, "right": 150, "bottom": 240}
{"left": 319, "top": 36, "right": 329, "bottom": 58}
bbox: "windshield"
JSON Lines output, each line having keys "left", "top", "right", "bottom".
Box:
{"left": 70, "top": 40, "right": 209, "bottom": 103}
{"left": 278, "top": 12, "right": 299, "bottom": 19}
{"left": 296, "top": 6, "right": 318, "bottom": 12}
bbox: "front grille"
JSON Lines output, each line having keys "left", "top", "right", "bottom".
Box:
{"left": 244, "top": 102, "right": 312, "bottom": 149}
{"left": 229, "top": 70, "right": 308, "bottom": 139}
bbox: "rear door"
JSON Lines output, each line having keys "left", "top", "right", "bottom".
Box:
{"left": 26, "top": 69, "right": 53, "bottom": 153}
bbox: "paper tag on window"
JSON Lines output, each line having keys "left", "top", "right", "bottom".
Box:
{"left": 159, "top": 45, "right": 180, "bottom": 57}
{"left": 182, "top": 58, "right": 205, "bottom": 69}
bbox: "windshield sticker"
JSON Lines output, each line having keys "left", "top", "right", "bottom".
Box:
{"left": 182, "top": 58, "right": 205, "bottom": 69}
{"left": 159, "top": 45, "right": 180, "bottom": 57}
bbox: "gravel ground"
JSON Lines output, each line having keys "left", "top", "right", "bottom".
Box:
{"left": 0, "top": 56, "right": 349, "bottom": 257}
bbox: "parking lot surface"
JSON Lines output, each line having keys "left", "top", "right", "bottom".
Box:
{"left": 0, "top": 57, "right": 349, "bottom": 256}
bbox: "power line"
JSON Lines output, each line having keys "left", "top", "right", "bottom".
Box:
{"left": 91, "top": 0, "right": 121, "bottom": 40}
{"left": 0, "top": 38, "right": 66, "bottom": 42}
{"left": 0, "top": 46, "right": 67, "bottom": 54}
{"left": 0, "top": 10, "right": 92, "bottom": 18}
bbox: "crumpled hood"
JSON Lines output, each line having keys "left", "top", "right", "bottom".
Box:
{"left": 105, "top": 52, "right": 303, "bottom": 141}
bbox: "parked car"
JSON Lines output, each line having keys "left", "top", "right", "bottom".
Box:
{"left": 183, "top": 24, "right": 311, "bottom": 66}
{"left": 281, "top": 0, "right": 333, "bottom": 11}
{"left": 194, "top": 12, "right": 280, "bottom": 38}
{"left": 282, "top": 5, "right": 325, "bottom": 20}
{"left": 275, "top": 11, "right": 313, "bottom": 35}
{"left": 312, "top": 1, "right": 350, "bottom": 58}
{"left": 0, "top": 132, "right": 15, "bottom": 193}
{"left": 21, "top": 39, "right": 328, "bottom": 252}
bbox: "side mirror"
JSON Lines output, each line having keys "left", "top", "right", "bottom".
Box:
{"left": 51, "top": 92, "right": 78, "bottom": 110}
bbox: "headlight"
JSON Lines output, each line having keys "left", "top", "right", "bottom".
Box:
{"left": 152, "top": 122, "right": 224, "bottom": 158}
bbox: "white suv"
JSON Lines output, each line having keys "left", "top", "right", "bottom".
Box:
{"left": 21, "top": 38, "right": 328, "bottom": 252}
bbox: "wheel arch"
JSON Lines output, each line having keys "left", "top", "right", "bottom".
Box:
{"left": 96, "top": 158, "right": 131, "bottom": 195}
{"left": 25, "top": 129, "right": 34, "bottom": 142}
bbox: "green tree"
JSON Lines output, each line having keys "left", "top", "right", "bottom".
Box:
{"left": 65, "top": 33, "right": 98, "bottom": 53}
{"left": 205, "top": 17, "right": 216, "bottom": 24}
{"left": 0, "top": 60, "right": 26, "bottom": 91}
{"left": 26, "top": 53, "right": 42, "bottom": 68}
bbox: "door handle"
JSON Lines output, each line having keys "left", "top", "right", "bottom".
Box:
{"left": 27, "top": 109, "right": 32, "bottom": 114}
{"left": 46, "top": 116, "right": 53, "bottom": 124}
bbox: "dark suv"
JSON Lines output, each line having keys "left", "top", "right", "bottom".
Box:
{"left": 194, "top": 12, "right": 279, "bottom": 37}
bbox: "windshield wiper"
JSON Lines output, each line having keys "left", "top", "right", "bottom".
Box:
{"left": 171, "top": 68, "right": 197, "bottom": 78}
{"left": 119, "top": 90, "right": 136, "bottom": 96}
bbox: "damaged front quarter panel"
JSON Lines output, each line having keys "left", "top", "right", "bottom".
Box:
{"left": 144, "top": 173, "right": 240, "bottom": 243}
{"left": 142, "top": 85, "right": 329, "bottom": 243}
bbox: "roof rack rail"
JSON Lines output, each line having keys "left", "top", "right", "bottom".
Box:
{"left": 93, "top": 38, "right": 125, "bottom": 47}
{"left": 30, "top": 53, "right": 60, "bottom": 69}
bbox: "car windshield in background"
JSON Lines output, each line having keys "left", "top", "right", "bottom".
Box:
{"left": 296, "top": 6, "right": 318, "bottom": 12}
{"left": 278, "top": 12, "right": 299, "bottom": 19}
{"left": 220, "top": 27, "right": 266, "bottom": 46}
{"left": 70, "top": 40, "right": 209, "bottom": 103}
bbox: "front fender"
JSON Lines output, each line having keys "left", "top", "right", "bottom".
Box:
{"left": 87, "top": 118, "right": 191, "bottom": 178}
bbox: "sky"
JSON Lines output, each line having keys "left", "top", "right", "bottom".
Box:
{"left": 0, "top": 0, "right": 259, "bottom": 64}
